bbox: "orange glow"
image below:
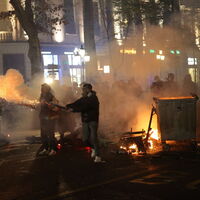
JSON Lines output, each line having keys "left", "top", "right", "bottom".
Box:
{"left": 149, "top": 129, "right": 159, "bottom": 140}
{"left": 0, "top": 69, "right": 38, "bottom": 105}
{"left": 129, "top": 144, "right": 138, "bottom": 150}
{"left": 157, "top": 96, "right": 195, "bottom": 100}
{"left": 127, "top": 110, "right": 160, "bottom": 153}
{"left": 148, "top": 140, "right": 154, "bottom": 149}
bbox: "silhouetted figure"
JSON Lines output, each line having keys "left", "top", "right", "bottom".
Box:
{"left": 150, "top": 75, "right": 164, "bottom": 96}
{"left": 127, "top": 78, "right": 143, "bottom": 97}
{"left": 181, "top": 74, "right": 197, "bottom": 96}
{"left": 164, "top": 73, "right": 179, "bottom": 96}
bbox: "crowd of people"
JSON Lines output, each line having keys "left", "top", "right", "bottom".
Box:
{"left": 150, "top": 73, "right": 198, "bottom": 97}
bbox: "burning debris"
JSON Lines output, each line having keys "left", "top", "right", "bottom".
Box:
{"left": 118, "top": 95, "right": 199, "bottom": 155}
{"left": 119, "top": 130, "right": 146, "bottom": 154}
{"left": 118, "top": 106, "right": 160, "bottom": 155}
{"left": 118, "top": 129, "right": 161, "bottom": 155}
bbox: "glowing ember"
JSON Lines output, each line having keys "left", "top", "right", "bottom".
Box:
{"left": 120, "top": 146, "right": 126, "bottom": 150}
{"left": 129, "top": 143, "right": 138, "bottom": 150}
{"left": 120, "top": 144, "right": 138, "bottom": 154}
{"left": 129, "top": 143, "right": 138, "bottom": 154}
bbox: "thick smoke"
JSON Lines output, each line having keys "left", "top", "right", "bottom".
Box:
{"left": 0, "top": 69, "right": 42, "bottom": 138}
{"left": 1, "top": 22, "right": 199, "bottom": 142}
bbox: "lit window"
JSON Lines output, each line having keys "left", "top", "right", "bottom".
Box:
{"left": 53, "top": 55, "right": 58, "bottom": 65}
{"left": 160, "top": 55, "right": 165, "bottom": 60}
{"left": 73, "top": 55, "right": 81, "bottom": 65}
{"left": 67, "top": 55, "right": 81, "bottom": 66}
{"left": 104, "top": 65, "right": 110, "bottom": 73}
{"left": 188, "top": 68, "right": 198, "bottom": 82}
{"left": 69, "top": 68, "right": 82, "bottom": 85}
{"left": 156, "top": 55, "right": 161, "bottom": 59}
{"left": 188, "top": 57, "right": 197, "bottom": 65}
{"left": 43, "top": 55, "right": 58, "bottom": 66}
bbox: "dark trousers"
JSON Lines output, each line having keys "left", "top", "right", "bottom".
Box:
{"left": 82, "top": 121, "right": 100, "bottom": 156}
{"left": 40, "top": 118, "right": 56, "bottom": 151}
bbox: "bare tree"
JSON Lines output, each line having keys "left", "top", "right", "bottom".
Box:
{"left": 0, "top": 0, "right": 65, "bottom": 77}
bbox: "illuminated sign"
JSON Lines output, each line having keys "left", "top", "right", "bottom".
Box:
{"left": 120, "top": 49, "right": 137, "bottom": 54}
{"left": 149, "top": 49, "right": 155, "bottom": 53}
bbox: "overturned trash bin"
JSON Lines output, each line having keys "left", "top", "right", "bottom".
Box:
{"left": 154, "top": 96, "right": 198, "bottom": 151}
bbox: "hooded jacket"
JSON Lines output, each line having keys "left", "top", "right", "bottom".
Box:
{"left": 66, "top": 91, "right": 99, "bottom": 123}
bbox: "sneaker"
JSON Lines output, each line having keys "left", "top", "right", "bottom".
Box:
{"left": 48, "top": 150, "right": 57, "bottom": 156}
{"left": 91, "top": 148, "right": 95, "bottom": 158}
{"left": 38, "top": 149, "right": 48, "bottom": 156}
{"left": 94, "top": 156, "right": 102, "bottom": 163}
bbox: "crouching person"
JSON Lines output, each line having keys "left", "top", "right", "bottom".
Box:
{"left": 66, "top": 83, "right": 102, "bottom": 163}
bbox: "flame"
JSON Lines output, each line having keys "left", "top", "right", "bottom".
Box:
{"left": 148, "top": 140, "right": 153, "bottom": 149}
{"left": 124, "top": 129, "right": 160, "bottom": 154}
{"left": 0, "top": 69, "right": 38, "bottom": 105}
{"left": 120, "top": 144, "right": 138, "bottom": 154}
{"left": 129, "top": 143, "right": 138, "bottom": 154}
{"left": 129, "top": 143, "right": 138, "bottom": 150}
{"left": 149, "top": 129, "right": 159, "bottom": 140}
{"left": 120, "top": 146, "right": 127, "bottom": 150}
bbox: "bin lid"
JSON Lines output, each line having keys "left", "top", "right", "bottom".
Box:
{"left": 153, "top": 96, "right": 198, "bottom": 103}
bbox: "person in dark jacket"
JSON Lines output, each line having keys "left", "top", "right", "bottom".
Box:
{"left": 150, "top": 75, "right": 164, "bottom": 96}
{"left": 66, "top": 83, "right": 102, "bottom": 162}
{"left": 38, "top": 83, "right": 59, "bottom": 156}
{"left": 181, "top": 74, "right": 198, "bottom": 96}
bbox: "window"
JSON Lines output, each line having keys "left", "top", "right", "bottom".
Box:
{"left": 69, "top": 68, "right": 82, "bottom": 85}
{"left": 43, "top": 55, "right": 58, "bottom": 66}
{"left": 67, "top": 55, "right": 81, "bottom": 65}
{"left": 188, "top": 57, "right": 197, "bottom": 65}
{"left": 188, "top": 68, "right": 199, "bottom": 83}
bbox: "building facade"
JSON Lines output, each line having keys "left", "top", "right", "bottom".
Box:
{"left": 0, "top": 0, "right": 200, "bottom": 87}
{"left": 0, "top": 0, "right": 112, "bottom": 86}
